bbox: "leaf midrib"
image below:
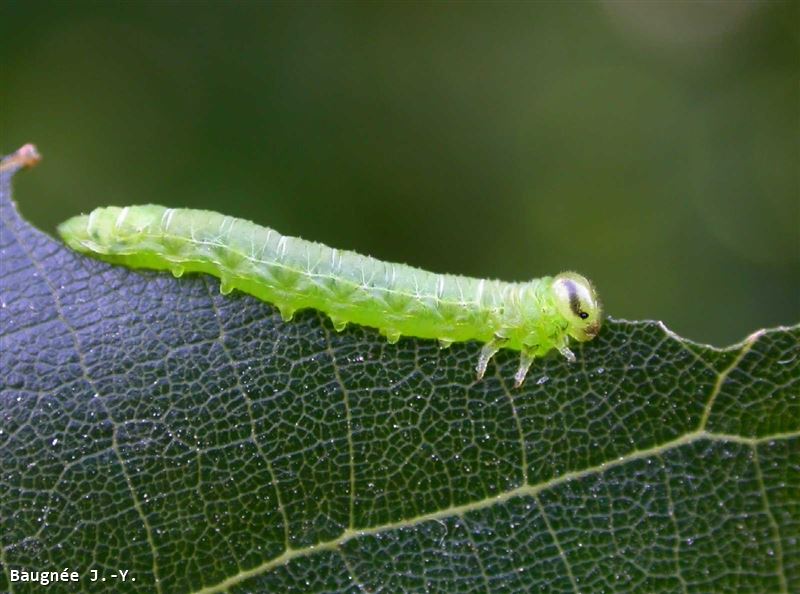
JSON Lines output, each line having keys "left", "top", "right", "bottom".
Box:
{"left": 190, "top": 427, "right": 799, "bottom": 594}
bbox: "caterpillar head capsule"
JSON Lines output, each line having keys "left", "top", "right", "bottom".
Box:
{"left": 552, "top": 272, "right": 602, "bottom": 342}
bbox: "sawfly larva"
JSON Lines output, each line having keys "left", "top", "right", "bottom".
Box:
{"left": 57, "top": 205, "right": 602, "bottom": 386}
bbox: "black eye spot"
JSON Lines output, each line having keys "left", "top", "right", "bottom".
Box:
{"left": 579, "top": 311, "right": 589, "bottom": 320}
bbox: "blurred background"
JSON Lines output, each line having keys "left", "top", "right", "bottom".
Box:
{"left": 1, "top": 0, "right": 797, "bottom": 345}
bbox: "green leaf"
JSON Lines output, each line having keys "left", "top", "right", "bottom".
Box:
{"left": 1, "top": 147, "right": 797, "bottom": 594}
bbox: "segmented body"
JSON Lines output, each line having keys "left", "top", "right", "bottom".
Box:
{"left": 58, "top": 205, "right": 602, "bottom": 385}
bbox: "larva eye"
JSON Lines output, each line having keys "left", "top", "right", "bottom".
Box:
{"left": 552, "top": 272, "right": 602, "bottom": 342}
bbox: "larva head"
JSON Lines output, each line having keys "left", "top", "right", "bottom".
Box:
{"left": 552, "top": 272, "right": 602, "bottom": 342}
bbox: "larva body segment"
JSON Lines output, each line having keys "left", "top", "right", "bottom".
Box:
{"left": 57, "top": 205, "right": 602, "bottom": 385}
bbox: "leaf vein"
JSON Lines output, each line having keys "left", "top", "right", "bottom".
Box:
{"left": 535, "top": 493, "right": 579, "bottom": 593}
{"left": 752, "top": 445, "right": 788, "bottom": 594}
{"left": 322, "top": 322, "right": 358, "bottom": 531}
{"left": 6, "top": 220, "right": 167, "bottom": 592}
{"left": 205, "top": 281, "right": 292, "bottom": 552}
{"left": 188, "top": 429, "right": 799, "bottom": 594}
{"left": 699, "top": 331, "right": 760, "bottom": 430}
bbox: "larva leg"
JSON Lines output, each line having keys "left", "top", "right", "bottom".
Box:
{"left": 438, "top": 338, "right": 454, "bottom": 349}
{"left": 558, "top": 345, "right": 576, "bottom": 363}
{"left": 514, "top": 348, "right": 537, "bottom": 388}
{"left": 475, "top": 336, "right": 507, "bottom": 380}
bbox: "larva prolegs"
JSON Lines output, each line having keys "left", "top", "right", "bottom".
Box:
{"left": 277, "top": 304, "right": 296, "bottom": 322}
{"left": 329, "top": 315, "right": 348, "bottom": 332}
{"left": 219, "top": 277, "right": 235, "bottom": 295}
{"left": 381, "top": 328, "right": 402, "bottom": 344}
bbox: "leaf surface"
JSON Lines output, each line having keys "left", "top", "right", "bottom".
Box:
{"left": 1, "top": 149, "right": 797, "bottom": 593}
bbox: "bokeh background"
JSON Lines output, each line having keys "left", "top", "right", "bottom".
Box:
{"left": 1, "top": 0, "right": 797, "bottom": 345}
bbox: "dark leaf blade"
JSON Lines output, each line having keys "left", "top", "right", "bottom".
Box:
{"left": 1, "top": 148, "right": 797, "bottom": 594}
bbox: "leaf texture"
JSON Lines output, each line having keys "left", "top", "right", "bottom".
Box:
{"left": 1, "top": 149, "right": 798, "bottom": 593}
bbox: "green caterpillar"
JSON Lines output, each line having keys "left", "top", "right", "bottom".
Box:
{"left": 57, "top": 205, "right": 602, "bottom": 386}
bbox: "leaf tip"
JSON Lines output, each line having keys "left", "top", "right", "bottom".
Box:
{"left": 0, "top": 143, "right": 42, "bottom": 174}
